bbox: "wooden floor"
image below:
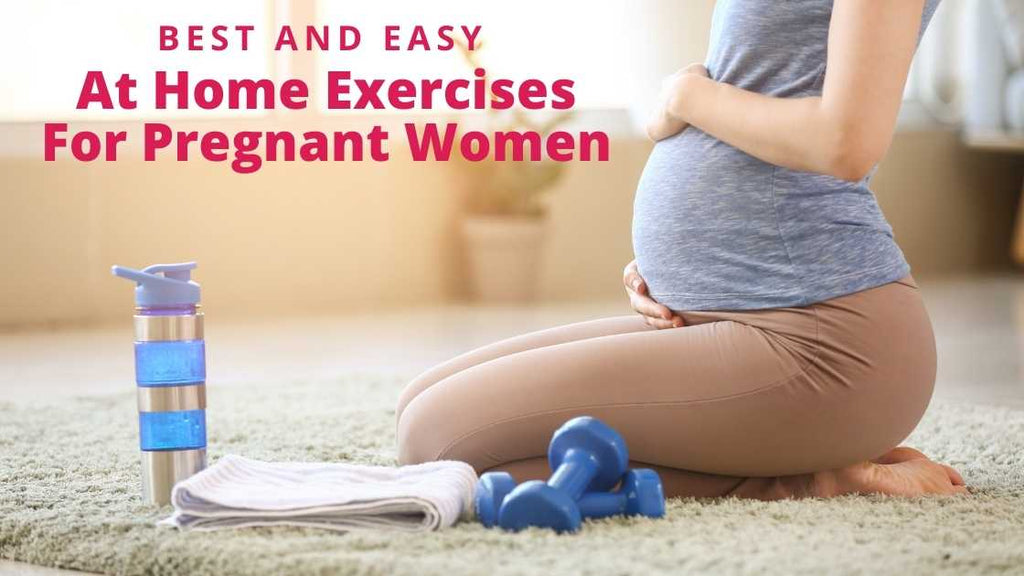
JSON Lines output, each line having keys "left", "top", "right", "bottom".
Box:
{"left": 2, "top": 273, "right": 1023, "bottom": 575}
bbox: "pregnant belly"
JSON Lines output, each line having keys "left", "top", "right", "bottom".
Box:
{"left": 631, "top": 129, "right": 799, "bottom": 304}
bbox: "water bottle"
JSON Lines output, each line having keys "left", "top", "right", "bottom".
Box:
{"left": 112, "top": 262, "right": 207, "bottom": 505}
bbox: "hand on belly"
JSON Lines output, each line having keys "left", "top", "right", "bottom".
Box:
{"left": 622, "top": 259, "right": 684, "bottom": 329}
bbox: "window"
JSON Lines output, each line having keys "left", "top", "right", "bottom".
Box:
{"left": 901, "top": 0, "right": 963, "bottom": 125}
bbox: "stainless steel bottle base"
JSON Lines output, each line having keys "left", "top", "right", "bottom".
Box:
{"left": 141, "top": 448, "right": 207, "bottom": 506}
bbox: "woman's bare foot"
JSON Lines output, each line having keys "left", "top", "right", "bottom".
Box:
{"left": 815, "top": 447, "right": 967, "bottom": 497}
{"left": 728, "top": 447, "right": 967, "bottom": 500}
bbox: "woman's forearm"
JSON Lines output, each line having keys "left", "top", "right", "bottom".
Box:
{"left": 662, "top": 0, "right": 925, "bottom": 182}
{"left": 670, "top": 75, "right": 870, "bottom": 181}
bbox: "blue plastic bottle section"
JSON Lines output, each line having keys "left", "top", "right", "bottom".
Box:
{"left": 135, "top": 340, "right": 205, "bottom": 385}
{"left": 138, "top": 409, "right": 206, "bottom": 450}
{"left": 136, "top": 336, "right": 207, "bottom": 452}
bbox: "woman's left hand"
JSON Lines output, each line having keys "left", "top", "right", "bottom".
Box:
{"left": 646, "top": 63, "right": 710, "bottom": 142}
{"left": 623, "top": 259, "right": 685, "bottom": 329}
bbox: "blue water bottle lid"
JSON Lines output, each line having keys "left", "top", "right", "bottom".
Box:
{"left": 111, "top": 262, "right": 201, "bottom": 307}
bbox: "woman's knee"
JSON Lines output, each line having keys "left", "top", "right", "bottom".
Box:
{"left": 395, "top": 357, "right": 473, "bottom": 423}
{"left": 395, "top": 370, "right": 437, "bottom": 424}
{"left": 396, "top": 393, "right": 441, "bottom": 465}
{"left": 396, "top": 378, "right": 556, "bottom": 471}
{"left": 396, "top": 386, "right": 481, "bottom": 467}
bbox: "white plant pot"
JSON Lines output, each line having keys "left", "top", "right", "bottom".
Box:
{"left": 461, "top": 216, "right": 546, "bottom": 303}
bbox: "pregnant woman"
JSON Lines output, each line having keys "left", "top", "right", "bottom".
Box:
{"left": 396, "top": 0, "right": 967, "bottom": 498}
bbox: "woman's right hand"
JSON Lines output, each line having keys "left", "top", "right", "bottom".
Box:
{"left": 646, "top": 64, "right": 710, "bottom": 141}
{"left": 623, "top": 260, "right": 684, "bottom": 329}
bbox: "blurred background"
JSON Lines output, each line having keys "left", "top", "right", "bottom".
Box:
{"left": 0, "top": 0, "right": 1022, "bottom": 411}
{"left": 1, "top": 0, "right": 1022, "bottom": 327}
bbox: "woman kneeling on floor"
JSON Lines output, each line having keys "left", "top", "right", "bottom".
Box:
{"left": 395, "top": 0, "right": 966, "bottom": 499}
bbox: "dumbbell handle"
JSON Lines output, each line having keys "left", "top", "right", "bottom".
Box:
{"left": 577, "top": 492, "right": 629, "bottom": 519}
{"left": 547, "top": 447, "right": 600, "bottom": 501}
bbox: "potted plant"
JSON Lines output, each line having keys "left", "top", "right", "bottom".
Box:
{"left": 455, "top": 44, "right": 573, "bottom": 302}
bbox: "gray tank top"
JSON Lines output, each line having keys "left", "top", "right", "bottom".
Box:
{"left": 632, "top": 0, "right": 940, "bottom": 311}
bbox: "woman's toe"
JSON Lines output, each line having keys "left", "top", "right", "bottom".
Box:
{"left": 941, "top": 464, "right": 966, "bottom": 486}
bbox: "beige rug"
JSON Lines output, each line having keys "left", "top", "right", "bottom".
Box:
{"left": 2, "top": 375, "right": 1023, "bottom": 576}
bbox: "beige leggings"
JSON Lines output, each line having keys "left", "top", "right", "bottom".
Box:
{"left": 395, "top": 277, "right": 936, "bottom": 498}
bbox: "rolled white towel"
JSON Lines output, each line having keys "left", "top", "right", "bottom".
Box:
{"left": 159, "top": 455, "right": 478, "bottom": 532}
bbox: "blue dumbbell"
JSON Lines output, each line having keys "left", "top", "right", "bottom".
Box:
{"left": 478, "top": 468, "right": 664, "bottom": 529}
{"left": 475, "top": 471, "right": 517, "bottom": 527}
{"left": 498, "top": 416, "right": 628, "bottom": 533}
{"left": 577, "top": 468, "right": 665, "bottom": 519}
